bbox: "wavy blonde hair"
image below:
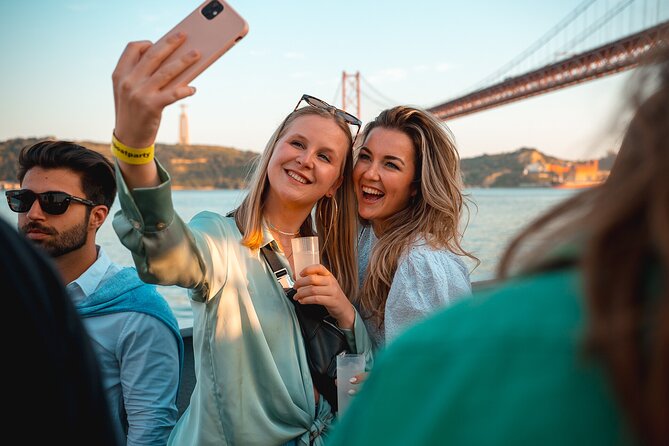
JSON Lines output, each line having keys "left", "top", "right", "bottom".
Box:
{"left": 355, "top": 106, "right": 477, "bottom": 325}
{"left": 235, "top": 106, "right": 358, "bottom": 298}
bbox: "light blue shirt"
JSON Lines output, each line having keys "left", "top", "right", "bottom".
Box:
{"left": 357, "top": 225, "right": 472, "bottom": 348}
{"left": 67, "top": 247, "right": 180, "bottom": 446}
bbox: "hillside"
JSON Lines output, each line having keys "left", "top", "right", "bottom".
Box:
{"left": 461, "top": 147, "right": 615, "bottom": 187}
{"left": 1, "top": 138, "right": 613, "bottom": 189}
{"left": 0, "top": 137, "right": 258, "bottom": 189}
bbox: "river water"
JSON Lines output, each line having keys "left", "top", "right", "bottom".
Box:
{"left": 1, "top": 187, "right": 576, "bottom": 327}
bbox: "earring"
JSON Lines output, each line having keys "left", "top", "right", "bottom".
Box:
{"left": 329, "top": 195, "right": 338, "bottom": 237}
{"left": 330, "top": 195, "right": 339, "bottom": 219}
{"left": 319, "top": 194, "right": 338, "bottom": 251}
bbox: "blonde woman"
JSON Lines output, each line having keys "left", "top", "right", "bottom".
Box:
{"left": 353, "top": 106, "right": 476, "bottom": 349}
{"left": 110, "top": 34, "right": 372, "bottom": 446}
{"left": 330, "top": 49, "right": 669, "bottom": 446}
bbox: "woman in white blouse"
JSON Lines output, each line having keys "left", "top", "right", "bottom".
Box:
{"left": 353, "top": 106, "right": 477, "bottom": 349}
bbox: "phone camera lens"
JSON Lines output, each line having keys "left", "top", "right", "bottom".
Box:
{"left": 202, "top": 0, "right": 224, "bottom": 20}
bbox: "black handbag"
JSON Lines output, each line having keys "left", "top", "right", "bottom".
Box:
{"left": 261, "top": 245, "right": 350, "bottom": 412}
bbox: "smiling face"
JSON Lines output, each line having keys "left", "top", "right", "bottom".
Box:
{"left": 266, "top": 114, "right": 349, "bottom": 210}
{"left": 353, "top": 127, "right": 417, "bottom": 235}
{"left": 18, "top": 167, "right": 95, "bottom": 258}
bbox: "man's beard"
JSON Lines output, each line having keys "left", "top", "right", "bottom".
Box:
{"left": 20, "top": 216, "right": 89, "bottom": 258}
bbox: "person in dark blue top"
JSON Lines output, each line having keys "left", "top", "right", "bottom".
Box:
{"left": 0, "top": 215, "right": 119, "bottom": 445}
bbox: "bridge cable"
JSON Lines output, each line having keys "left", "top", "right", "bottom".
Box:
{"left": 331, "top": 81, "right": 342, "bottom": 109}
{"left": 563, "top": 0, "right": 634, "bottom": 54}
{"left": 360, "top": 74, "right": 401, "bottom": 106}
{"left": 360, "top": 90, "right": 394, "bottom": 110}
{"left": 469, "top": 0, "right": 599, "bottom": 91}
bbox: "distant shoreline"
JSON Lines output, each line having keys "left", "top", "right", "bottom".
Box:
{"left": 0, "top": 182, "right": 597, "bottom": 192}
{"left": 1, "top": 138, "right": 614, "bottom": 189}
{"left": 171, "top": 186, "right": 217, "bottom": 191}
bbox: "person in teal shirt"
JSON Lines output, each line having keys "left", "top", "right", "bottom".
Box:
{"left": 110, "top": 35, "right": 373, "bottom": 445}
{"left": 328, "top": 50, "right": 669, "bottom": 446}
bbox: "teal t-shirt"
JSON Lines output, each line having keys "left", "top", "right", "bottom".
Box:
{"left": 328, "top": 268, "right": 637, "bottom": 446}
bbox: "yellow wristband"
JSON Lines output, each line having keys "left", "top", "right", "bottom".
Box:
{"left": 111, "top": 134, "right": 155, "bottom": 165}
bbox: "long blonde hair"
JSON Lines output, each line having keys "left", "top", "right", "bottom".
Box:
{"left": 235, "top": 106, "right": 358, "bottom": 298}
{"left": 356, "top": 106, "right": 477, "bottom": 325}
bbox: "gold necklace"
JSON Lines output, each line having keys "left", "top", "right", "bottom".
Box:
{"left": 267, "top": 220, "right": 300, "bottom": 237}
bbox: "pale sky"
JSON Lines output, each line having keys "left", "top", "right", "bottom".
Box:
{"left": 0, "top": 0, "right": 666, "bottom": 160}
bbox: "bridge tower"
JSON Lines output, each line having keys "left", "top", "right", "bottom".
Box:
{"left": 341, "top": 71, "right": 361, "bottom": 118}
{"left": 179, "top": 104, "right": 190, "bottom": 146}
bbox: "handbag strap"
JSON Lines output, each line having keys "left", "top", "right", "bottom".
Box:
{"left": 227, "top": 208, "right": 296, "bottom": 296}
{"left": 260, "top": 245, "right": 296, "bottom": 299}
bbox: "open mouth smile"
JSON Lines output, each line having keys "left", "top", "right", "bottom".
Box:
{"left": 286, "top": 169, "right": 312, "bottom": 184}
{"left": 361, "top": 186, "right": 384, "bottom": 202}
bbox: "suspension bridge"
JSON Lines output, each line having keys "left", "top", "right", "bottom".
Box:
{"left": 334, "top": 0, "right": 669, "bottom": 121}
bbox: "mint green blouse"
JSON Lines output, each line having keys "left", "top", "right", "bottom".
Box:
{"left": 112, "top": 161, "right": 373, "bottom": 446}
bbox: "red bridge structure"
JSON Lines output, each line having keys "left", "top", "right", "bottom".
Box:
{"left": 428, "top": 21, "right": 669, "bottom": 120}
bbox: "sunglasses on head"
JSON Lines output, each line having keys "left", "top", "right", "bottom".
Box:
{"left": 5, "top": 189, "right": 98, "bottom": 215}
{"left": 294, "top": 94, "right": 362, "bottom": 143}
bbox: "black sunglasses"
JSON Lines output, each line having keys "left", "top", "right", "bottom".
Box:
{"left": 294, "top": 94, "right": 362, "bottom": 143}
{"left": 5, "top": 189, "right": 98, "bottom": 215}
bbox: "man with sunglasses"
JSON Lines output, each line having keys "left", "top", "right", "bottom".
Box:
{"left": 5, "top": 140, "right": 183, "bottom": 446}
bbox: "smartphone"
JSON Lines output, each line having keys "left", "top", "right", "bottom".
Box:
{"left": 155, "top": 0, "right": 249, "bottom": 89}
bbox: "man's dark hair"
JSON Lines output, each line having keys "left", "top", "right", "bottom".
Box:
{"left": 17, "top": 140, "right": 116, "bottom": 209}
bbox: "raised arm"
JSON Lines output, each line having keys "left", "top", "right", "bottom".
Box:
{"left": 110, "top": 35, "right": 212, "bottom": 292}
{"left": 111, "top": 33, "right": 199, "bottom": 189}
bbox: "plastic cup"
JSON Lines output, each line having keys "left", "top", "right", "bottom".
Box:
{"left": 291, "top": 236, "right": 319, "bottom": 277}
{"left": 336, "top": 353, "right": 366, "bottom": 415}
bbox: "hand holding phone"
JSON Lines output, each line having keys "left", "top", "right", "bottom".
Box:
{"left": 155, "top": 0, "right": 249, "bottom": 89}
{"left": 112, "top": 0, "right": 248, "bottom": 151}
